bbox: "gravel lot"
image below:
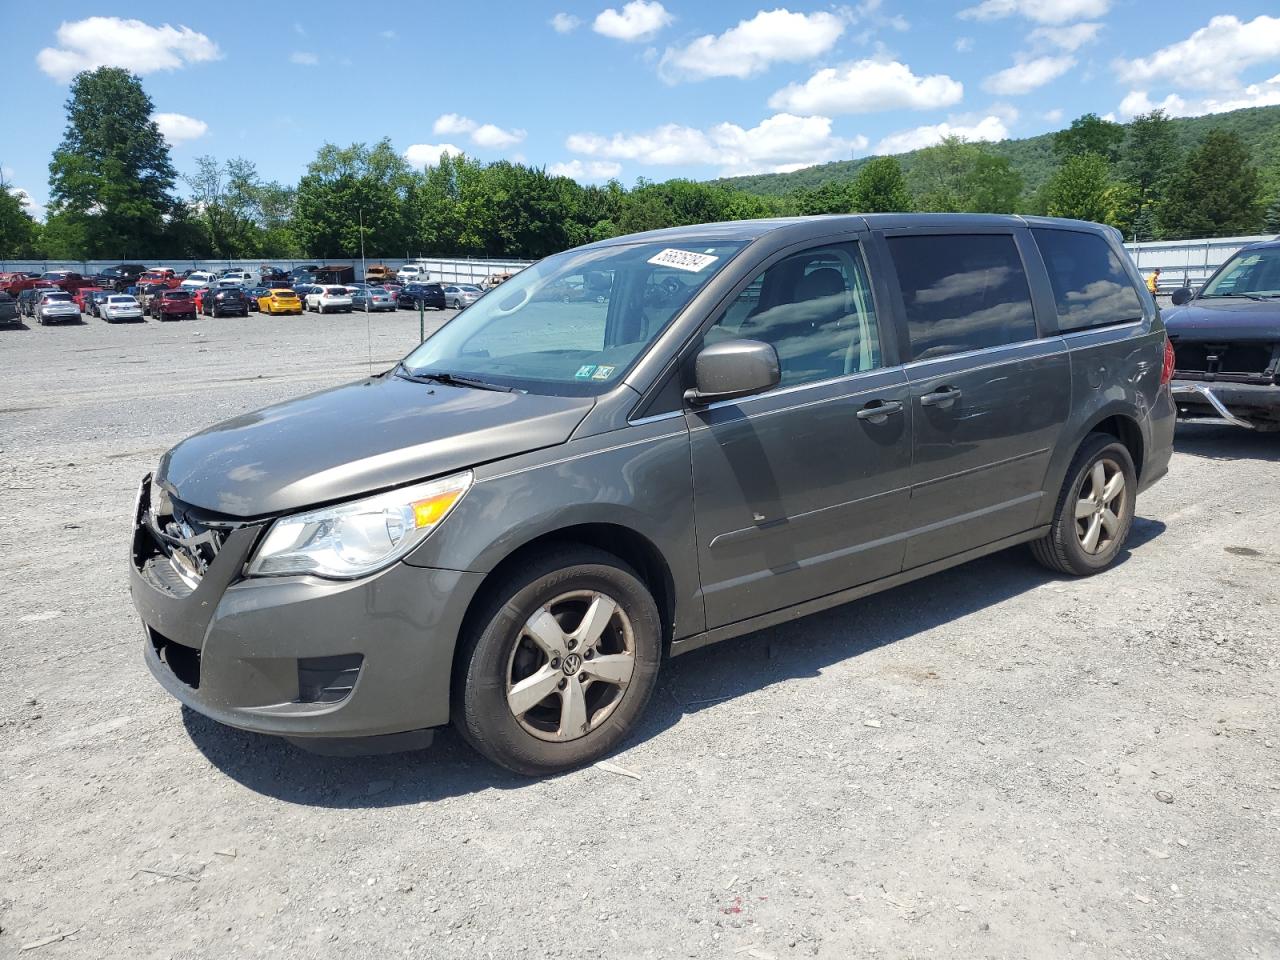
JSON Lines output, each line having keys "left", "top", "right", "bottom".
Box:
{"left": 2, "top": 308, "right": 1277, "bottom": 959}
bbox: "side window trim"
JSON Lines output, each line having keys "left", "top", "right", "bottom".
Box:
{"left": 630, "top": 232, "right": 896, "bottom": 420}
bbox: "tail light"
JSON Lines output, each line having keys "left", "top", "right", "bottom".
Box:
{"left": 1160, "top": 337, "right": 1175, "bottom": 385}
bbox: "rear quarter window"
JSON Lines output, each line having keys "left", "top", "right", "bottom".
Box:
{"left": 1031, "top": 228, "right": 1144, "bottom": 332}
{"left": 888, "top": 233, "right": 1038, "bottom": 361}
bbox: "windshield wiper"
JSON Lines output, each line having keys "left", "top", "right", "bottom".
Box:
{"left": 1206, "top": 292, "right": 1268, "bottom": 301}
{"left": 396, "top": 365, "right": 517, "bottom": 392}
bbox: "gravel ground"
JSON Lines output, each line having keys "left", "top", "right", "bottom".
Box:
{"left": 2, "top": 307, "right": 1278, "bottom": 959}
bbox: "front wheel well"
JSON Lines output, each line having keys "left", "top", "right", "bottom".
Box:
{"left": 455, "top": 523, "right": 678, "bottom": 672}
{"left": 1089, "top": 414, "right": 1145, "bottom": 480}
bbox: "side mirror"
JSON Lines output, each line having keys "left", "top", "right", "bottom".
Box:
{"left": 1170, "top": 287, "right": 1192, "bottom": 306}
{"left": 685, "top": 339, "right": 780, "bottom": 406}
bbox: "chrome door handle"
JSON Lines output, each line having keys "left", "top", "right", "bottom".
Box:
{"left": 856, "top": 399, "right": 904, "bottom": 422}
{"left": 920, "top": 386, "right": 962, "bottom": 407}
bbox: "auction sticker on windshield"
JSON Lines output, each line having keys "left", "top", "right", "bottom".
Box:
{"left": 647, "top": 248, "right": 719, "bottom": 272}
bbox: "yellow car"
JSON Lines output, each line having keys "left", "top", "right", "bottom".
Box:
{"left": 258, "top": 288, "right": 303, "bottom": 315}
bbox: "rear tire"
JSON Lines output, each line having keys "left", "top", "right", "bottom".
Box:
{"left": 454, "top": 546, "right": 662, "bottom": 776}
{"left": 1031, "top": 433, "right": 1137, "bottom": 576}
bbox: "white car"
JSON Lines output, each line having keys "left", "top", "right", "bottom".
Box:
{"left": 305, "top": 284, "right": 353, "bottom": 314}
{"left": 180, "top": 271, "right": 217, "bottom": 290}
{"left": 396, "top": 264, "right": 429, "bottom": 283}
{"left": 36, "top": 291, "right": 81, "bottom": 325}
{"left": 219, "top": 269, "right": 254, "bottom": 285}
{"left": 100, "top": 294, "right": 144, "bottom": 322}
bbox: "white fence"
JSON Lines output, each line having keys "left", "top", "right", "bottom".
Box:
{"left": 0, "top": 256, "right": 533, "bottom": 285}
{"left": 1123, "top": 234, "right": 1275, "bottom": 291}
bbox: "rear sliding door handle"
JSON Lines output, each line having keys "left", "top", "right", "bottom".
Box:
{"left": 919, "top": 386, "right": 963, "bottom": 408}
{"left": 856, "top": 399, "right": 904, "bottom": 423}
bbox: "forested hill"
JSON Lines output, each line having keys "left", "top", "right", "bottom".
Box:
{"left": 717, "top": 104, "right": 1280, "bottom": 198}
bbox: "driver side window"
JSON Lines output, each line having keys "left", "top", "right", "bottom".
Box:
{"left": 705, "top": 242, "right": 882, "bottom": 388}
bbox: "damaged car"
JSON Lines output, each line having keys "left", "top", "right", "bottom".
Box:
{"left": 1166, "top": 238, "right": 1280, "bottom": 432}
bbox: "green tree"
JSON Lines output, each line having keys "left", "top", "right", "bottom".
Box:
{"left": 185, "top": 156, "right": 269, "bottom": 258}
{"left": 293, "top": 139, "right": 415, "bottom": 257}
{"left": 790, "top": 181, "right": 854, "bottom": 215}
{"left": 1044, "top": 153, "right": 1120, "bottom": 224}
{"left": 1053, "top": 113, "right": 1125, "bottom": 163}
{"left": 0, "top": 172, "right": 41, "bottom": 258}
{"left": 46, "top": 67, "right": 178, "bottom": 258}
{"left": 960, "top": 154, "right": 1023, "bottom": 214}
{"left": 850, "top": 157, "right": 912, "bottom": 212}
{"left": 909, "top": 137, "right": 984, "bottom": 212}
{"left": 1118, "top": 110, "right": 1179, "bottom": 238}
{"left": 1158, "top": 130, "right": 1263, "bottom": 238}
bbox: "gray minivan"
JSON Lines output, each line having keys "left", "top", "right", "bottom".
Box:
{"left": 130, "top": 215, "right": 1176, "bottom": 774}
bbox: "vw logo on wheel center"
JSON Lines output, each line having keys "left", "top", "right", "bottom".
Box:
{"left": 562, "top": 653, "right": 582, "bottom": 675}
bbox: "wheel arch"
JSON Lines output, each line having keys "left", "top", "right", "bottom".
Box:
{"left": 1037, "top": 404, "right": 1147, "bottom": 527}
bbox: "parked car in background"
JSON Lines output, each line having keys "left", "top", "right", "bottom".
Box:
{"left": 397, "top": 282, "right": 446, "bottom": 311}
{"left": 218, "top": 269, "right": 254, "bottom": 286}
{"left": 85, "top": 290, "right": 116, "bottom": 317}
{"left": 16, "top": 288, "right": 44, "bottom": 317}
{"left": 349, "top": 285, "right": 397, "bottom": 312}
{"left": 3, "top": 275, "right": 56, "bottom": 298}
{"left": 127, "top": 214, "right": 1174, "bottom": 774}
{"left": 483, "top": 272, "right": 513, "bottom": 289}
{"left": 396, "top": 264, "right": 429, "bottom": 284}
{"left": 1166, "top": 238, "right": 1280, "bottom": 432}
{"left": 41, "top": 270, "right": 93, "bottom": 292}
{"left": 245, "top": 286, "right": 272, "bottom": 310}
{"left": 97, "top": 264, "right": 149, "bottom": 291}
{"left": 442, "top": 284, "right": 483, "bottom": 309}
{"left": 151, "top": 289, "right": 197, "bottom": 321}
{"left": 136, "top": 282, "right": 170, "bottom": 311}
{"left": 100, "top": 294, "right": 145, "bottom": 323}
{"left": 290, "top": 265, "right": 320, "bottom": 281}
{"left": 258, "top": 288, "right": 303, "bottom": 315}
{"left": 305, "top": 284, "right": 353, "bottom": 314}
{"left": 203, "top": 286, "right": 249, "bottom": 318}
{"left": 365, "top": 264, "right": 394, "bottom": 284}
{"left": 181, "top": 271, "right": 217, "bottom": 291}
{"left": 260, "top": 266, "right": 290, "bottom": 285}
{"left": 73, "top": 286, "right": 105, "bottom": 312}
{"left": 0, "top": 292, "right": 18, "bottom": 325}
{"left": 35, "top": 291, "right": 82, "bottom": 324}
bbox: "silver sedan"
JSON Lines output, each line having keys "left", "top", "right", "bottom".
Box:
{"left": 442, "top": 284, "right": 483, "bottom": 309}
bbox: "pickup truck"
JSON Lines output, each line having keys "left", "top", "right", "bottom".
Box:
{"left": 95, "top": 264, "right": 149, "bottom": 291}
{"left": 1166, "top": 238, "right": 1280, "bottom": 432}
{"left": 41, "top": 271, "right": 95, "bottom": 293}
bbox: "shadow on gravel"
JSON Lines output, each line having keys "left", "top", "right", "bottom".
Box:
{"left": 1, "top": 321, "right": 32, "bottom": 331}
{"left": 185, "top": 519, "right": 1167, "bottom": 806}
{"left": 1174, "top": 423, "right": 1280, "bottom": 462}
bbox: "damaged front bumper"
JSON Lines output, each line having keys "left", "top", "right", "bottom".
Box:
{"left": 1170, "top": 380, "right": 1280, "bottom": 430}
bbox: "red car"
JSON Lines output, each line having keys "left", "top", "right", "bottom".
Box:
{"left": 150, "top": 289, "right": 197, "bottom": 321}
{"left": 138, "top": 270, "right": 179, "bottom": 290}
{"left": 73, "top": 286, "right": 106, "bottom": 311}
{"left": 2, "top": 274, "right": 55, "bottom": 298}
{"left": 41, "top": 270, "right": 95, "bottom": 293}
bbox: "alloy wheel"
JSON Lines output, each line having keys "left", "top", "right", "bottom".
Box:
{"left": 505, "top": 590, "right": 636, "bottom": 742}
{"left": 1075, "top": 458, "right": 1126, "bottom": 554}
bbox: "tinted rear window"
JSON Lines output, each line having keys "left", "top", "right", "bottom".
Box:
{"left": 888, "top": 234, "right": 1038, "bottom": 360}
{"left": 1031, "top": 228, "right": 1144, "bottom": 331}
{"left": 166, "top": 291, "right": 191, "bottom": 300}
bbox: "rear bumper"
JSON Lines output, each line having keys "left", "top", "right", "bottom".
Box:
{"left": 1171, "top": 380, "right": 1280, "bottom": 429}
{"left": 129, "top": 477, "right": 483, "bottom": 739}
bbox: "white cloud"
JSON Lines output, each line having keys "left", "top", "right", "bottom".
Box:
{"left": 547, "top": 159, "right": 624, "bottom": 181}
{"left": 1116, "top": 15, "right": 1280, "bottom": 92}
{"left": 403, "top": 143, "right": 464, "bottom": 168}
{"left": 873, "top": 114, "right": 1010, "bottom": 154}
{"left": 1043, "top": 107, "right": 1064, "bottom": 122}
{"left": 593, "top": 1, "right": 671, "bottom": 42}
{"left": 1029, "top": 22, "right": 1100, "bottom": 51}
{"left": 954, "top": 37, "right": 973, "bottom": 53}
{"left": 659, "top": 9, "right": 845, "bottom": 82}
{"left": 434, "top": 113, "right": 477, "bottom": 135}
{"left": 1116, "top": 75, "right": 1280, "bottom": 120}
{"left": 379, "top": 29, "right": 396, "bottom": 40}
{"left": 153, "top": 112, "right": 208, "bottom": 144}
{"left": 550, "top": 13, "right": 581, "bottom": 33}
{"left": 432, "top": 114, "right": 526, "bottom": 149}
{"left": 36, "top": 17, "right": 221, "bottom": 83}
{"left": 567, "top": 112, "right": 866, "bottom": 176}
{"left": 769, "top": 58, "right": 964, "bottom": 114}
{"left": 958, "top": 0, "right": 1108, "bottom": 25}
{"left": 290, "top": 51, "right": 318, "bottom": 65}
{"left": 982, "top": 55, "right": 1074, "bottom": 95}
{"left": 471, "top": 123, "right": 527, "bottom": 148}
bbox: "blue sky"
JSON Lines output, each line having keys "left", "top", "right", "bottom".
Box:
{"left": 5, "top": 1, "right": 1280, "bottom": 218}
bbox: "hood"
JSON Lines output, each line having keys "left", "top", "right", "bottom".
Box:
{"left": 1164, "top": 298, "right": 1280, "bottom": 342}
{"left": 158, "top": 373, "right": 594, "bottom": 517}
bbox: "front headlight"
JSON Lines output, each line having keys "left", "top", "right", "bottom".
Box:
{"left": 247, "top": 470, "right": 473, "bottom": 579}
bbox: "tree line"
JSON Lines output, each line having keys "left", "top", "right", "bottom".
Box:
{"left": 2, "top": 68, "right": 1278, "bottom": 263}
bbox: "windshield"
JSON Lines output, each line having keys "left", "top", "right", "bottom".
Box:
{"left": 401, "top": 239, "right": 745, "bottom": 395}
{"left": 1201, "top": 247, "right": 1280, "bottom": 298}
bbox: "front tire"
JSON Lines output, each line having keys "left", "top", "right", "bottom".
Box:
{"left": 1031, "top": 433, "right": 1137, "bottom": 576}
{"left": 454, "top": 546, "right": 662, "bottom": 776}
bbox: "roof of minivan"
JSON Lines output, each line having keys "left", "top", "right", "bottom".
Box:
{"left": 588, "top": 213, "right": 1117, "bottom": 250}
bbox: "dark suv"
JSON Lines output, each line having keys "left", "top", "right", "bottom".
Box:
{"left": 203, "top": 286, "right": 249, "bottom": 318}
{"left": 129, "top": 215, "right": 1174, "bottom": 775}
{"left": 397, "top": 282, "right": 446, "bottom": 310}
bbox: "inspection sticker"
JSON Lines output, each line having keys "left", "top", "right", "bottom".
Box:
{"left": 592, "top": 365, "right": 616, "bottom": 380}
{"left": 647, "top": 248, "right": 719, "bottom": 272}
{"left": 575, "top": 364, "right": 598, "bottom": 379}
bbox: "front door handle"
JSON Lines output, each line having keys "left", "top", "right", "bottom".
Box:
{"left": 919, "top": 385, "right": 963, "bottom": 408}
{"left": 856, "top": 399, "right": 904, "bottom": 423}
